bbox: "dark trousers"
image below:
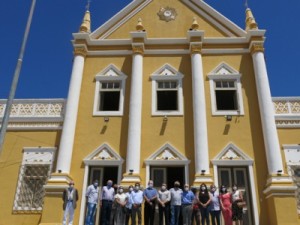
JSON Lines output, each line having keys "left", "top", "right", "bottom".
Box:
{"left": 158, "top": 203, "right": 170, "bottom": 225}
{"left": 210, "top": 210, "right": 221, "bottom": 225}
{"left": 101, "top": 200, "right": 113, "bottom": 225}
{"left": 131, "top": 204, "right": 142, "bottom": 225}
{"left": 144, "top": 201, "right": 156, "bottom": 225}
{"left": 200, "top": 207, "right": 210, "bottom": 225}
{"left": 125, "top": 208, "right": 132, "bottom": 225}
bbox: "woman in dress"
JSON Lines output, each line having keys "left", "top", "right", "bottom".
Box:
{"left": 114, "top": 186, "right": 128, "bottom": 225}
{"left": 219, "top": 185, "right": 232, "bottom": 225}
{"left": 198, "top": 183, "right": 211, "bottom": 225}
{"left": 231, "top": 184, "right": 243, "bottom": 225}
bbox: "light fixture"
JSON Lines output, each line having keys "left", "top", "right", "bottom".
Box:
{"left": 277, "top": 170, "right": 282, "bottom": 175}
{"left": 163, "top": 115, "right": 168, "bottom": 121}
{"left": 201, "top": 170, "right": 206, "bottom": 175}
{"left": 225, "top": 115, "right": 232, "bottom": 121}
{"left": 104, "top": 117, "right": 109, "bottom": 122}
{"left": 58, "top": 170, "right": 62, "bottom": 173}
{"left": 129, "top": 169, "right": 134, "bottom": 174}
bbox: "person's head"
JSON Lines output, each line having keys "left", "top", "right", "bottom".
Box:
{"left": 69, "top": 181, "right": 75, "bottom": 188}
{"left": 135, "top": 183, "right": 140, "bottom": 191}
{"left": 174, "top": 181, "right": 180, "bottom": 188}
{"left": 93, "top": 180, "right": 99, "bottom": 187}
{"left": 148, "top": 180, "right": 154, "bottom": 188}
{"left": 107, "top": 180, "right": 113, "bottom": 187}
{"left": 184, "top": 184, "right": 190, "bottom": 192}
{"left": 161, "top": 183, "right": 167, "bottom": 191}
{"left": 210, "top": 184, "right": 216, "bottom": 193}
{"left": 199, "top": 183, "right": 208, "bottom": 194}
{"left": 232, "top": 184, "right": 238, "bottom": 191}
{"left": 113, "top": 184, "right": 118, "bottom": 191}
{"left": 128, "top": 185, "right": 134, "bottom": 192}
{"left": 118, "top": 186, "right": 124, "bottom": 194}
{"left": 191, "top": 187, "right": 197, "bottom": 195}
{"left": 220, "top": 184, "right": 227, "bottom": 194}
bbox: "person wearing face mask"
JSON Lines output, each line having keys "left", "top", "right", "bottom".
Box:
{"left": 198, "top": 183, "right": 211, "bottom": 225}
{"left": 209, "top": 184, "right": 221, "bottom": 225}
{"left": 62, "top": 181, "right": 79, "bottom": 225}
{"left": 169, "top": 181, "right": 183, "bottom": 225}
{"left": 85, "top": 180, "right": 100, "bottom": 225}
{"left": 231, "top": 184, "right": 243, "bottom": 225}
{"left": 219, "top": 185, "right": 232, "bottom": 225}
{"left": 181, "top": 184, "right": 194, "bottom": 225}
{"left": 100, "top": 180, "right": 115, "bottom": 225}
{"left": 157, "top": 183, "right": 171, "bottom": 225}
{"left": 113, "top": 186, "right": 128, "bottom": 225}
{"left": 125, "top": 185, "right": 134, "bottom": 225}
{"left": 143, "top": 180, "right": 158, "bottom": 225}
{"left": 131, "top": 183, "right": 144, "bottom": 225}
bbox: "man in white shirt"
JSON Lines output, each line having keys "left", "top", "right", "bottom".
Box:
{"left": 169, "top": 181, "right": 183, "bottom": 225}
{"left": 100, "top": 180, "right": 115, "bottom": 225}
{"left": 157, "top": 183, "right": 171, "bottom": 225}
{"left": 85, "top": 180, "right": 100, "bottom": 225}
{"left": 131, "top": 183, "right": 144, "bottom": 225}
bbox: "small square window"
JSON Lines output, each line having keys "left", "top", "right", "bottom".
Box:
{"left": 216, "top": 90, "right": 238, "bottom": 110}
{"left": 99, "top": 91, "right": 120, "bottom": 111}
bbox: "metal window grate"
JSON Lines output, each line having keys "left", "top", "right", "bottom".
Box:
{"left": 14, "top": 164, "right": 50, "bottom": 212}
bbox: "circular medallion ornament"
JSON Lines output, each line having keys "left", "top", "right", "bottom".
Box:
{"left": 157, "top": 7, "right": 177, "bottom": 22}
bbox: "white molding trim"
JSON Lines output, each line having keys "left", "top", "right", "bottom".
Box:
{"left": 150, "top": 64, "right": 184, "bottom": 116}
{"left": 207, "top": 62, "right": 244, "bottom": 116}
{"left": 93, "top": 64, "right": 127, "bottom": 116}
{"left": 211, "top": 143, "right": 258, "bottom": 225}
{"left": 145, "top": 143, "right": 190, "bottom": 186}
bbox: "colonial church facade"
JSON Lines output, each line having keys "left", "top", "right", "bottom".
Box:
{"left": 0, "top": 0, "right": 300, "bottom": 225}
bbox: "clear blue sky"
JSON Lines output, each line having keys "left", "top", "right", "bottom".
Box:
{"left": 1, "top": 0, "right": 299, "bottom": 99}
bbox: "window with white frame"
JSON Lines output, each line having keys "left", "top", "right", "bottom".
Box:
{"left": 208, "top": 62, "right": 244, "bottom": 116}
{"left": 13, "top": 147, "right": 56, "bottom": 212}
{"left": 93, "top": 64, "right": 127, "bottom": 116}
{"left": 151, "top": 64, "right": 184, "bottom": 116}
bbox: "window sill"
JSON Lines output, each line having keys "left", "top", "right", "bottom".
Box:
{"left": 152, "top": 111, "right": 183, "bottom": 116}
{"left": 93, "top": 111, "right": 123, "bottom": 116}
{"left": 212, "top": 110, "right": 244, "bottom": 116}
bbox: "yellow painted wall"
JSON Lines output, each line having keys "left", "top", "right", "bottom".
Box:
{"left": 0, "top": 131, "right": 61, "bottom": 225}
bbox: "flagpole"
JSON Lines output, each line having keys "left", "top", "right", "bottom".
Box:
{"left": 0, "top": 0, "right": 37, "bottom": 155}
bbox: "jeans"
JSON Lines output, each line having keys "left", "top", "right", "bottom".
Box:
{"left": 170, "top": 205, "right": 181, "bottom": 225}
{"left": 85, "top": 203, "right": 97, "bottom": 225}
{"left": 101, "top": 200, "right": 113, "bottom": 225}
{"left": 210, "top": 210, "right": 221, "bottom": 225}
{"left": 63, "top": 201, "right": 75, "bottom": 225}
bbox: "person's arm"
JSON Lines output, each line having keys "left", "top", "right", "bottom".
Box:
{"left": 85, "top": 186, "right": 90, "bottom": 203}
{"left": 143, "top": 190, "right": 150, "bottom": 203}
{"left": 151, "top": 190, "right": 158, "bottom": 201}
{"left": 239, "top": 191, "right": 244, "bottom": 201}
{"left": 75, "top": 189, "right": 79, "bottom": 202}
{"left": 166, "top": 191, "right": 171, "bottom": 203}
{"left": 204, "top": 193, "right": 212, "bottom": 207}
{"left": 62, "top": 189, "right": 66, "bottom": 201}
{"left": 219, "top": 195, "right": 224, "bottom": 209}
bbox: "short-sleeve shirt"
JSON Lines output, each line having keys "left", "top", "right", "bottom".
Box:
{"left": 114, "top": 193, "right": 127, "bottom": 204}
{"left": 101, "top": 186, "right": 115, "bottom": 201}
{"left": 209, "top": 191, "right": 220, "bottom": 211}
{"left": 182, "top": 190, "right": 194, "bottom": 205}
{"left": 131, "top": 190, "right": 144, "bottom": 204}
{"left": 169, "top": 188, "right": 183, "bottom": 206}
{"left": 158, "top": 190, "right": 171, "bottom": 203}
{"left": 144, "top": 187, "right": 157, "bottom": 200}
{"left": 86, "top": 184, "right": 99, "bottom": 204}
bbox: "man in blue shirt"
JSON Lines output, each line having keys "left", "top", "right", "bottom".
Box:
{"left": 143, "top": 180, "right": 157, "bottom": 225}
{"left": 181, "top": 184, "right": 194, "bottom": 225}
{"left": 131, "top": 183, "right": 144, "bottom": 225}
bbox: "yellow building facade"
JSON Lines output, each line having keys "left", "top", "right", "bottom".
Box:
{"left": 0, "top": 1, "right": 300, "bottom": 225}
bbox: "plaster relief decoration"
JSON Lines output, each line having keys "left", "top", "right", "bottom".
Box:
{"left": 93, "top": 149, "right": 116, "bottom": 160}
{"left": 290, "top": 166, "right": 300, "bottom": 214}
{"left": 221, "top": 149, "right": 242, "bottom": 160}
{"left": 155, "top": 149, "right": 179, "bottom": 160}
{"left": 157, "top": 7, "right": 177, "bottom": 22}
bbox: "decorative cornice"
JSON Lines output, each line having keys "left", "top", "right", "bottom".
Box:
{"left": 132, "top": 44, "right": 144, "bottom": 55}
{"left": 250, "top": 42, "right": 264, "bottom": 54}
{"left": 190, "top": 43, "right": 202, "bottom": 54}
{"left": 73, "top": 47, "right": 87, "bottom": 57}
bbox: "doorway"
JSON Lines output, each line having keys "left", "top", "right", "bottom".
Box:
{"left": 218, "top": 167, "right": 253, "bottom": 225}
{"left": 150, "top": 166, "right": 185, "bottom": 189}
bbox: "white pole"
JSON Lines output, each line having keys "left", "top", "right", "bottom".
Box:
{"left": 0, "top": 0, "right": 37, "bottom": 155}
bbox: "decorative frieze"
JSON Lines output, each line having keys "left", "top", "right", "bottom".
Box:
{"left": 250, "top": 43, "right": 264, "bottom": 54}
{"left": 190, "top": 44, "right": 202, "bottom": 54}
{"left": 132, "top": 44, "right": 144, "bottom": 55}
{"left": 73, "top": 47, "right": 87, "bottom": 57}
{"left": 157, "top": 7, "right": 177, "bottom": 22}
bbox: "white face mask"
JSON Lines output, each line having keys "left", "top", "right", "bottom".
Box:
{"left": 161, "top": 186, "right": 166, "bottom": 191}
{"left": 211, "top": 188, "right": 216, "bottom": 192}
{"left": 201, "top": 187, "right": 205, "bottom": 191}
{"left": 94, "top": 183, "right": 98, "bottom": 187}
{"left": 222, "top": 188, "right": 226, "bottom": 192}
{"left": 233, "top": 187, "right": 237, "bottom": 191}
{"left": 148, "top": 183, "right": 153, "bottom": 188}
{"left": 135, "top": 186, "right": 140, "bottom": 191}
{"left": 119, "top": 189, "right": 124, "bottom": 193}
{"left": 129, "top": 187, "right": 133, "bottom": 192}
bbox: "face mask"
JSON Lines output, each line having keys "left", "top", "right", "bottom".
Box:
{"left": 129, "top": 187, "right": 133, "bottom": 192}
{"left": 135, "top": 186, "right": 140, "bottom": 191}
{"left": 174, "top": 184, "right": 179, "bottom": 188}
{"left": 94, "top": 183, "right": 98, "bottom": 187}
{"left": 148, "top": 183, "right": 153, "bottom": 188}
{"left": 222, "top": 188, "right": 226, "bottom": 192}
{"left": 69, "top": 184, "right": 74, "bottom": 188}
{"left": 184, "top": 187, "right": 189, "bottom": 192}
{"left": 211, "top": 188, "right": 216, "bottom": 192}
{"left": 119, "top": 189, "right": 124, "bottom": 193}
{"left": 161, "top": 186, "right": 166, "bottom": 191}
{"left": 107, "top": 183, "right": 112, "bottom": 187}
{"left": 201, "top": 187, "right": 205, "bottom": 191}
{"left": 233, "top": 187, "right": 237, "bottom": 191}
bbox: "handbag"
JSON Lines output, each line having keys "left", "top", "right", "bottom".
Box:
{"left": 237, "top": 201, "right": 246, "bottom": 208}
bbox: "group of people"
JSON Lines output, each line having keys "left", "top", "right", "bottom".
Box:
{"left": 62, "top": 179, "right": 245, "bottom": 225}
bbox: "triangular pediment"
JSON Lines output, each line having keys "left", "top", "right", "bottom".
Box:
{"left": 208, "top": 62, "right": 239, "bottom": 75}
{"left": 151, "top": 64, "right": 183, "bottom": 78}
{"left": 212, "top": 143, "right": 253, "bottom": 166}
{"left": 145, "top": 143, "right": 190, "bottom": 165}
{"left": 90, "top": 0, "right": 246, "bottom": 40}
{"left": 95, "top": 64, "right": 127, "bottom": 80}
{"left": 83, "top": 143, "right": 124, "bottom": 165}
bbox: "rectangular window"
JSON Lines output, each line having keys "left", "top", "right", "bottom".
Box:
{"left": 215, "top": 81, "right": 238, "bottom": 110}
{"left": 157, "top": 81, "right": 178, "bottom": 111}
{"left": 99, "top": 82, "right": 121, "bottom": 111}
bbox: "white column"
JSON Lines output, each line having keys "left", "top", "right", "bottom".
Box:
{"left": 56, "top": 49, "right": 86, "bottom": 173}
{"left": 252, "top": 47, "right": 283, "bottom": 174}
{"left": 126, "top": 51, "right": 143, "bottom": 174}
{"left": 191, "top": 50, "right": 210, "bottom": 175}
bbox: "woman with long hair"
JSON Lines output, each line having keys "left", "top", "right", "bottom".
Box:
{"left": 219, "top": 185, "right": 232, "bottom": 225}
{"left": 198, "top": 183, "right": 211, "bottom": 225}
{"left": 231, "top": 184, "right": 243, "bottom": 225}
